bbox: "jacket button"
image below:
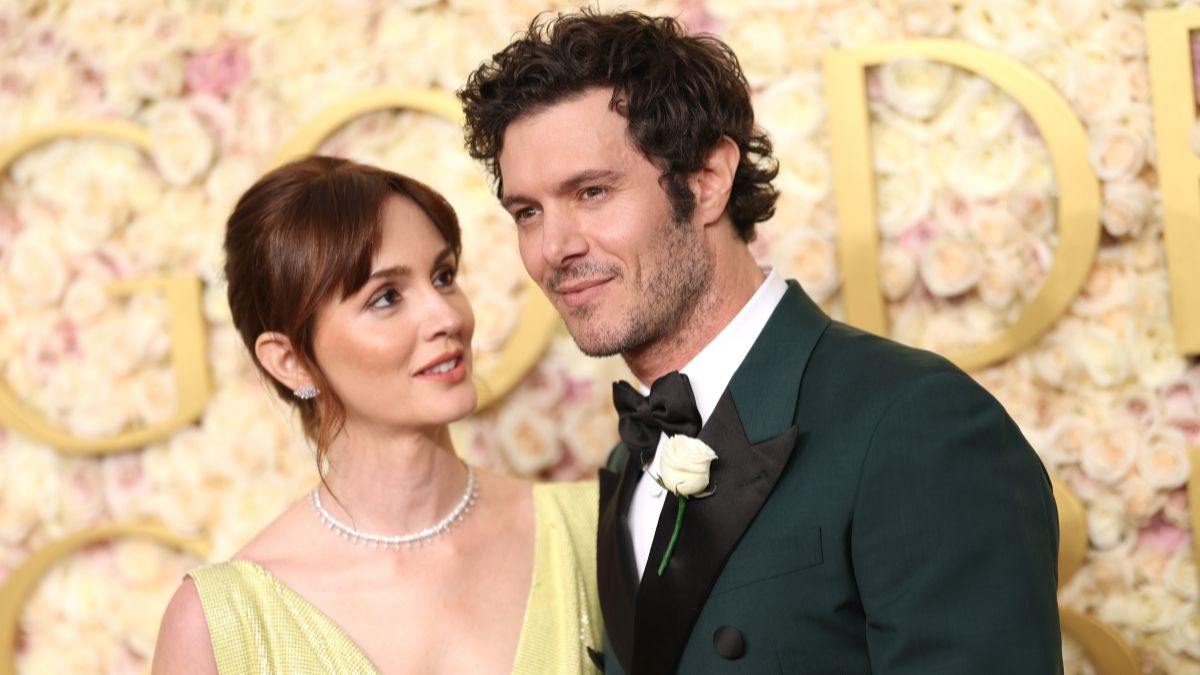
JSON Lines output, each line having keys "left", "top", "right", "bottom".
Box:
{"left": 713, "top": 626, "right": 745, "bottom": 660}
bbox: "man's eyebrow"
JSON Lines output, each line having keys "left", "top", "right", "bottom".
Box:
{"left": 500, "top": 169, "right": 623, "bottom": 210}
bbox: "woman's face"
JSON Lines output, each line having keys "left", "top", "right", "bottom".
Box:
{"left": 312, "top": 195, "right": 475, "bottom": 433}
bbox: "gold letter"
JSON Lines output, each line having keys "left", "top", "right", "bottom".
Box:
{"left": 1147, "top": 9, "right": 1200, "bottom": 355}
{"left": 823, "top": 41, "right": 1102, "bottom": 371}
{"left": 0, "top": 523, "right": 209, "bottom": 675}
{"left": 0, "top": 124, "right": 212, "bottom": 455}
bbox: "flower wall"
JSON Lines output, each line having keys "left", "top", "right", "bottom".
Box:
{"left": 0, "top": 0, "right": 1198, "bottom": 673}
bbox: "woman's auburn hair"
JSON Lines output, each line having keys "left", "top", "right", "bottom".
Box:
{"left": 223, "top": 155, "right": 461, "bottom": 471}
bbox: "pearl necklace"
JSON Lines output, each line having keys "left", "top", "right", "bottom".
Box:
{"left": 310, "top": 465, "right": 477, "bottom": 549}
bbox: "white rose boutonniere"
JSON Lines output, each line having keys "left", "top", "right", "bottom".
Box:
{"left": 652, "top": 435, "right": 717, "bottom": 576}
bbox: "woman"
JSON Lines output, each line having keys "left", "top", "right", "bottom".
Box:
{"left": 152, "top": 156, "right": 600, "bottom": 674}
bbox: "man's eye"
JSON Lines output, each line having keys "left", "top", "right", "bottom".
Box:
{"left": 514, "top": 207, "right": 540, "bottom": 223}
{"left": 371, "top": 289, "right": 400, "bottom": 309}
{"left": 581, "top": 186, "right": 606, "bottom": 200}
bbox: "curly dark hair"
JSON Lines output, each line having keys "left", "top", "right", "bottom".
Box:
{"left": 457, "top": 9, "right": 778, "bottom": 241}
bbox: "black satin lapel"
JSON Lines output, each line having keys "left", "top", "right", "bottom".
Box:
{"left": 632, "top": 391, "right": 798, "bottom": 675}
{"left": 597, "top": 447, "right": 643, "bottom": 674}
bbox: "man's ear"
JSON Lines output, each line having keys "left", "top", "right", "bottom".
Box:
{"left": 254, "top": 331, "right": 316, "bottom": 393}
{"left": 690, "top": 136, "right": 740, "bottom": 227}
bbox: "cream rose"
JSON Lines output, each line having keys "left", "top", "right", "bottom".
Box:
{"left": 897, "top": 0, "right": 954, "bottom": 36}
{"left": 871, "top": 117, "right": 923, "bottom": 174}
{"left": 1136, "top": 428, "right": 1190, "bottom": 489}
{"left": 1101, "top": 10, "right": 1147, "bottom": 57}
{"left": 958, "top": 4, "right": 1023, "bottom": 49}
{"left": 918, "top": 236, "right": 983, "bottom": 298}
{"left": 948, "top": 141, "right": 1027, "bottom": 199}
{"left": 1041, "top": 414, "right": 1090, "bottom": 465}
{"left": 756, "top": 75, "right": 824, "bottom": 146}
{"left": 827, "top": 5, "right": 892, "bottom": 47}
{"left": 145, "top": 101, "right": 215, "bottom": 186}
{"left": 1101, "top": 180, "right": 1152, "bottom": 238}
{"left": 7, "top": 227, "right": 68, "bottom": 308}
{"left": 1085, "top": 496, "right": 1128, "bottom": 550}
{"left": 779, "top": 230, "right": 840, "bottom": 303}
{"left": 977, "top": 250, "right": 1022, "bottom": 310}
{"left": 1077, "top": 325, "right": 1131, "bottom": 387}
{"left": 776, "top": 146, "right": 833, "bottom": 203}
{"left": 876, "top": 172, "right": 932, "bottom": 237}
{"left": 1163, "top": 547, "right": 1197, "bottom": 601}
{"left": 1011, "top": 36, "right": 1078, "bottom": 100}
{"left": 1089, "top": 126, "right": 1145, "bottom": 183}
{"left": 1080, "top": 424, "right": 1139, "bottom": 484}
{"left": 496, "top": 403, "right": 562, "bottom": 476}
{"left": 878, "top": 244, "right": 918, "bottom": 301}
{"left": 878, "top": 59, "right": 954, "bottom": 120}
{"left": 659, "top": 435, "right": 718, "bottom": 496}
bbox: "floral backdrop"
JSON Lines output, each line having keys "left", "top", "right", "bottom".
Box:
{"left": 1, "top": 0, "right": 1198, "bottom": 673}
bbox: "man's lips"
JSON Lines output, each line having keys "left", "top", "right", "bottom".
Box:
{"left": 553, "top": 278, "right": 612, "bottom": 307}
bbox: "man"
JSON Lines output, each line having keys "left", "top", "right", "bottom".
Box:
{"left": 459, "top": 10, "right": 1062, "bottom": 674}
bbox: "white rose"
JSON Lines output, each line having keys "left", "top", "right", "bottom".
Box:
{"left": 1076, "top": 325, "right": 1130, "bottom": 387}
{"left": 977, "top": 249, "right": 1023, "bottom": 310}
{"left": 951, "top": 81, "right": 1020, "bottom": 143}
{"left": 1034, "top": 0, "right": 1102, "bottom": 35}
{"left": 496, "top": 403, "right": 562, "bottom": 476}
{"left": 876, "top": 172, "right": 932, "bottom": 236}
{"left": 1080, "top": 424, "right": 1139, "bottom": 483}
{"left": 756, "top": 74, "right": 824, "bottom": 146}
{"left": 7, "top": 227, "right": 68, "bottom": 308}
{"left": 1130, "top": 321, "right": 1188, "bottom": 389}
{"left": 1129, "top": 587, "right": 1188, "bottom": 633}
{"left": 897, "top": 0, "right": 954, "bottom": 36}
{"left": 948, "top": 140, "right": 1027, "bottom": 198}
{"left": 1163, "top": 547, "right": 1197, "bottom": 601}
{"left": 826, "top": 5, "right": 892, "bottom": 47}
{"left": 128, "top": 46, "right": 185, "bottom": 100}
{"left": 1010, "top": 36, "right": 1078, "bottom": 100}
{"left": 919, "top": 236, "right": 982, "bottom": 298}
{"left": 659, "top": 435, "right": 718, "bottom": 496}
{"left": 1085, "top": 496, "right": 1128, "bottom": 550}
{"left": 1118, "top": 474, "right": 1166, "bottom": 522}
{"left": 776, "top": 145, "right": 832, "bottom": 204}
{"left": 779, "top": 230, "right": 840, "bottom": 303}
{"left": 1136, "top": 428, "right": 1189, "bottom": 489}
{"left": 1041, "top": 414, "right": 1090, "bottom": 465}
{"left": 958, "top": 4, "right": 1025, "bottom": 49}
{"left": 878, "top": 59, "right": 954, "bottom": 120}
{"left": 469, "top": 287, "right": 520, "bottom": 355}
{"left": 1168, "top": 611, "right": 1200, "bottom": 659}
{"left": 1101, "top": 10, "right": 1147, "bottom": 58}
{"left": 1074, "top": 257, "right": 1134, "bottom": 316}
{"left": 878, "top": 244, "right": 918, "bottom": 301}
{"left": 562, "top": 399, "right": 620, "bottom": 469}
{"left": 145, "top": 101, "right": 215, "bottom": 186}
{"left": 1089, "top": 125, "right": 1145, "bottom": 183}
{"left": 1101, "top": 180, "right": 1152, "bottom": 238}
{"left": 871, "top": 117, "right": 923, "bottom": 174}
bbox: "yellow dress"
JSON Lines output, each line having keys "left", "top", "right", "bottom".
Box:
{"left": 188, "top": 481, "right": 601, "bottom": 674}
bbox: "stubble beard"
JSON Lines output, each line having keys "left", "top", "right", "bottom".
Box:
{"left": 563, "top": 220, "right": 712, "bottom": 359}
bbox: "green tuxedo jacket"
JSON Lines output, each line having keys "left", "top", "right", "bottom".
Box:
{"left": 596, "top": 281, "right": 1062, "bottom": 674}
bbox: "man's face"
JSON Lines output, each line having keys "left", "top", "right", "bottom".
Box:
{"left": 497, "top": 87, "right": 712, "bottom": 357}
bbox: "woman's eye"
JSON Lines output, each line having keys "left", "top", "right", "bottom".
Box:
{"left": 434, "top": 267, "right": 457, "bottom": 287}
{"left": 371, "top": 288, "right": 400, "bottom": 309}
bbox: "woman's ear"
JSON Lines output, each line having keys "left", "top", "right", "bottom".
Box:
{"left": 254, "top": 332, "right": 315, "bottom": 393}
{"left": 689, "top": 135, "right": 740, "bottom": 227}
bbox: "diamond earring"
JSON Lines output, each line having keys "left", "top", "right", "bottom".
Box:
{"left": 293, "top": 385, "right": 320, "bottom": 400}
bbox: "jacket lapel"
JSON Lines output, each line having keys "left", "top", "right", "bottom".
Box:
{"left": 630, "top": 281, "right": 830, "bottom": 675}
{"left": 632, "top": 390, "right": 797, "bottom": 674}
{"left": 598, "top": 443, "right": 641, "bottom": 673}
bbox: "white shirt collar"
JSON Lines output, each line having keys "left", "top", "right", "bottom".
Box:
{"left": 639, "top": 267, "right": 788, "bottom": 424}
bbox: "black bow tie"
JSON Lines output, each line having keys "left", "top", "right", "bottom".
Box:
{"left": 612, "top": 371, "right": 702, "bottom": 454}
